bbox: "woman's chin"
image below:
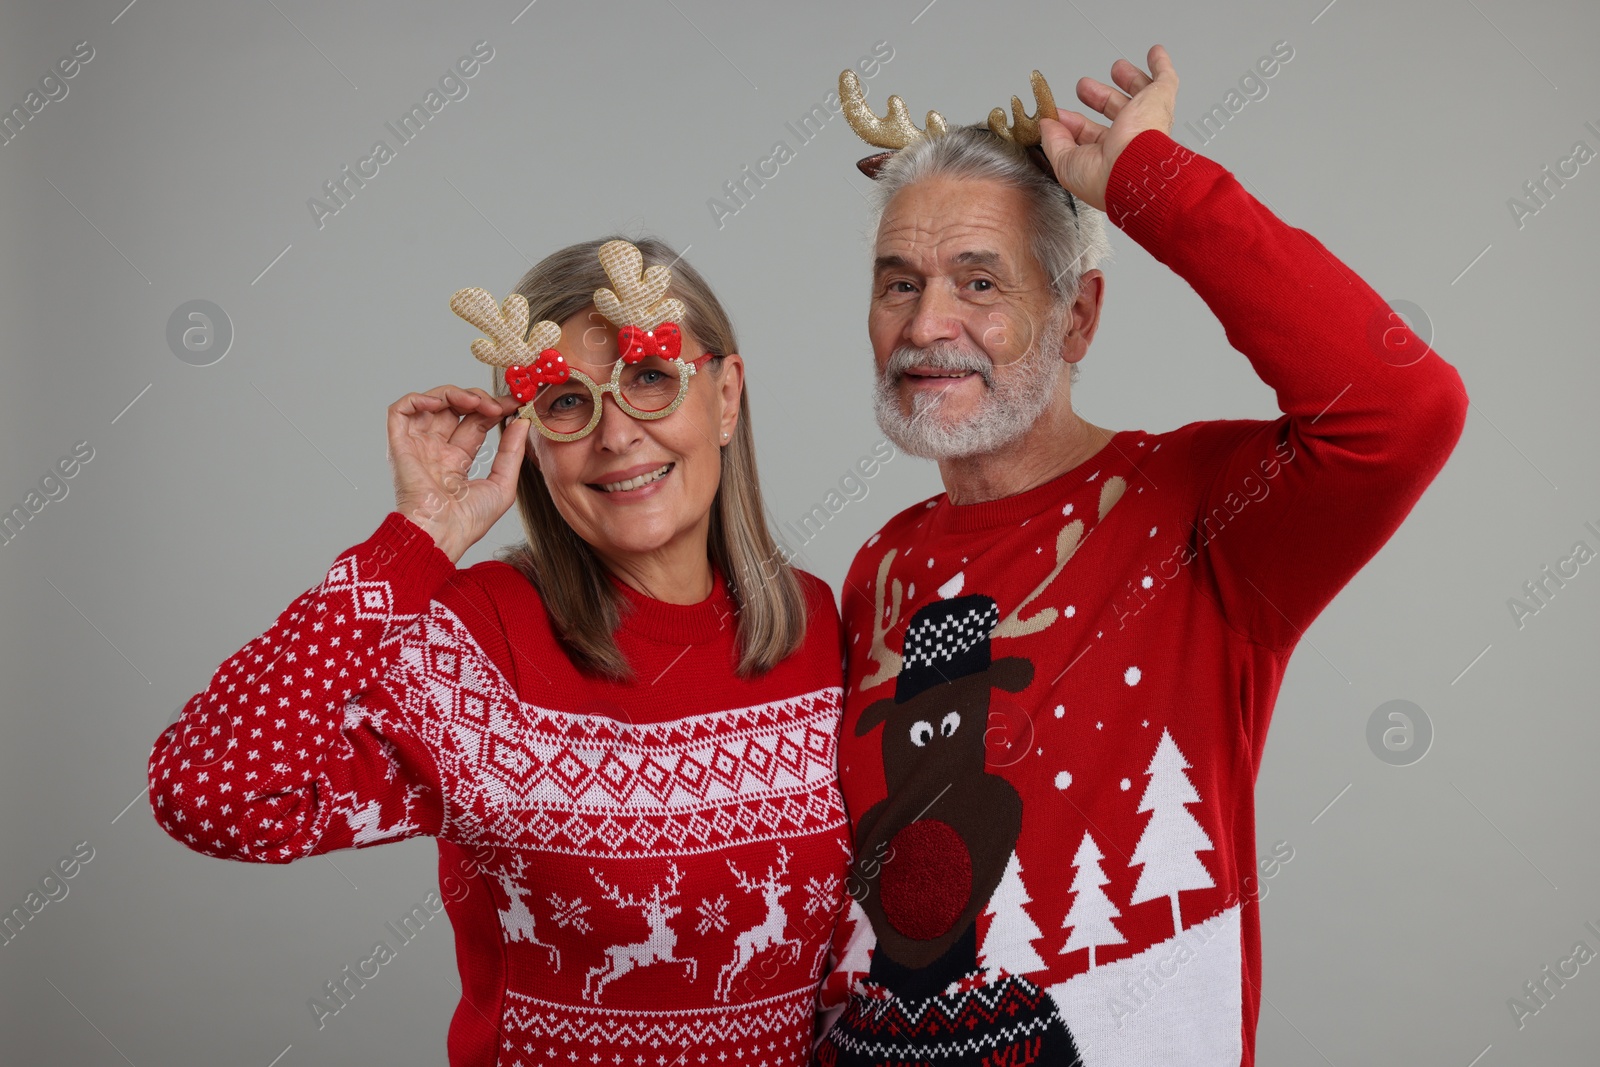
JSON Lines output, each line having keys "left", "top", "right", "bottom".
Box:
{"left": 593, "top": 518, "right": 682, "bottom": 560}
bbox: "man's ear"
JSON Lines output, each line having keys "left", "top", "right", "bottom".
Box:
{"left": 856, "top": 696, "right": 898, "bottom": 736}
{"left": 1066, "top": 269, "right": 1106, "bottom": 353}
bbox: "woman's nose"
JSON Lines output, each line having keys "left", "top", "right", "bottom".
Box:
{"left": 591, "top": 390, "right": 644, "bottom": 451}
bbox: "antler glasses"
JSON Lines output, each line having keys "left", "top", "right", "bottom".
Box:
{"left": 450, "top": 240, "right": 715, "bottom": 442}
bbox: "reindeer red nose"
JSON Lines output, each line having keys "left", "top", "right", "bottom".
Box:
{"left": 879, "top": 819, "right": 972, "bottom": 941}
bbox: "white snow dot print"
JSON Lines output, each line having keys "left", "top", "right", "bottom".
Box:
{"left": 1055, "top": 770, "right": 1072, "bottom": 789}
{"left": 1125, "top": 666, "right": 1142, "bottom": 686}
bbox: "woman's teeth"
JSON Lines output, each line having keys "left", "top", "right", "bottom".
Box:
{"left": 597, "top": 463, "right": 672, "bottom": 493}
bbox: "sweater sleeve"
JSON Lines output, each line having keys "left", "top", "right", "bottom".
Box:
{"left": 147, "top": 512, "right": 457, "bottom": 863}
{"left": 1103, "top": 129, "right": 1470, "bottom": 651}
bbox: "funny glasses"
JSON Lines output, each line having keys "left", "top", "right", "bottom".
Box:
{"left": 526, "top": 351, "right": 717, "bottom": 441}
{"left": 454, "top": 238, "right": 712, "bottom": 442}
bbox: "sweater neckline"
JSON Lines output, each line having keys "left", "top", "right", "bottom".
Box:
{"left": 610, "top": 564, "right": 732, "bottom": 644}
{"left": 933, "top": 429, "right": 1138, "bottom": 533}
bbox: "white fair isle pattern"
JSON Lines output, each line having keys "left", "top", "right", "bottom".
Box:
{"left": 150, "top": 552, "right": 435, "bottom": 862}
{"left": 152, "top": 524, "right": 852, "bottom": 1067}
{"left": 501, "top": 983, "right": 815, "bottom": 1066}
{"left": 822, "top": 978, "right": 1067, "bottom": 1060}
{"left": 385, "top": 601, "right": 845, "bottom": 856}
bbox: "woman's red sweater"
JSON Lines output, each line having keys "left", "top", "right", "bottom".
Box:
{"left": 148, "top": 512, "right": 851, "bottom": 1066}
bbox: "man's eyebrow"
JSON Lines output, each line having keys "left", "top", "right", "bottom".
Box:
{"left": 873, "top": 249, "right": 1006, "bottom": 274}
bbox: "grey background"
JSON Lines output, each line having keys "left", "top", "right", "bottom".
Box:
{"left": 2, "top": 0, "right": 1596, "bottom": 1063}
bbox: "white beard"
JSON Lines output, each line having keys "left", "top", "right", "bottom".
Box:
{"left": 873, "top": 306, "right": 1070, "bottom": 461}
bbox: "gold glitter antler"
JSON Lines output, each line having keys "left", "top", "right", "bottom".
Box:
{"left": 839, "top": 70, "right": 948, "bottom": 149}
{"left": 988, "top": 70, "right": 1059, "bottom": 147}
{"left": 593, "top": 240, "right": 685, "bottom": 331}
{"left": 449, "top": 288, "right": 562, "bottom": 369}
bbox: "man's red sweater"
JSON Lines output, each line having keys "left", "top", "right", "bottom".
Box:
{"left": 147, "top": 515, "right": 852, "bottom": 1066}
{"left": 816, "top": 130, "right": 1469, "bottom": 1066}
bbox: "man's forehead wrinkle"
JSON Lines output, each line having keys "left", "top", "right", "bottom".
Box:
{"left": 874, "top": 219, "right": 1019, "bottom": 274}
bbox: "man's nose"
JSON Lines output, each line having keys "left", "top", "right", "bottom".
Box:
{"left": 905, "top": 282, "right": 964, "bottom": 349}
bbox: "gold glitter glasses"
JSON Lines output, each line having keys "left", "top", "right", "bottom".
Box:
{"left": 527, "top": 352, "right": 718, "bottom": 441}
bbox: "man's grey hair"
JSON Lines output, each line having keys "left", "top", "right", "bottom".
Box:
{"left": 870, "top": 124, "right": 1113, "bottom": 384}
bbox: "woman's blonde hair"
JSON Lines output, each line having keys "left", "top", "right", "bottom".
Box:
{"left": 490, "top": 235, "right": 807, "bottom": 681}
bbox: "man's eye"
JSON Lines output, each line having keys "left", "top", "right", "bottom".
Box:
{"left": 969, "top": 278, "right": 995, "bottom": 291}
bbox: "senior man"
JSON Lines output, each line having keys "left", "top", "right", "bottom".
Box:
{"left": 815, "top": 46, "right": 1467, "bottom": 1067}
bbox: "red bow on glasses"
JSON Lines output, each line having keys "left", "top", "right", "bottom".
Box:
{"left": 505, "top": 348, "right": 569, "bottom": 402}
{"left": 617, "top": 323, "right": 682, "bottom": 363}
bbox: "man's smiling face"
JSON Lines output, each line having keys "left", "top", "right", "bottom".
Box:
{"left": 869, "top": 176, "right": 1073, "bottom": 458}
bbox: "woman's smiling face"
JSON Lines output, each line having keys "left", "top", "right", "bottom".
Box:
{"left": 526, "top": 304, "right": 744, "bottom": 570}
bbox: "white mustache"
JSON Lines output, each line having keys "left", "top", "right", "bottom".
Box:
{"left": 884, "top": 344, "right": 993, "bottom": 386}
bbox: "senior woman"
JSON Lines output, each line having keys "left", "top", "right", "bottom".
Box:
{"left": 147, "top": 237, "right": 850, "bottom": 1066}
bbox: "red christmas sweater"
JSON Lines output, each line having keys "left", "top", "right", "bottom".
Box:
{"left": 816, "top": 129, "right": 1469, "bottom": 1067}
{"left": 147, "top": 513, "right": 852, "bottom": 1066}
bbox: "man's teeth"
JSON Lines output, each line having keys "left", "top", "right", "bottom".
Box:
{"left": 598, "top": 463, "right": 672, "bottom": 493}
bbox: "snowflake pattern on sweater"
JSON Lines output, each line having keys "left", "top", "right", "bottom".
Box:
{"left": 816, "top": 129, "right": 1468, "bottom": 1067}
{"left": 148, "top": 512, "right": 852, "bottom": 1066}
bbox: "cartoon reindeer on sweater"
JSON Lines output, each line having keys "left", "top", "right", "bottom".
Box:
{"left": 491, "top": 854, "right": 560, "bottom": 970}
{"left": 584, "top": 862, "right": 697, "bottom": 1003}
{"left": 715, "top": 844, "right": 803, "bottom": 1001}
{"left": 846, "top": 594, "right": 1083, "bottom": 1063}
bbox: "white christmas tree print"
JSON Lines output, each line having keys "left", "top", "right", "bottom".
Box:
{"left": 1128, "top": 728, "right": 1215, "bottom": 936}
{"left": 832, "top": 897, "right": 875, "bottom": 980}
{"left": 1060, "top": 830, "right": 1126, "bottom": 969}
{"left": 978, "top": 852, "right": 1047, "bottom": 979}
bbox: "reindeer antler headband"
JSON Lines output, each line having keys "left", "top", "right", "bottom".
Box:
{"left": 839, "top": 69, "right": 1077, "bottom": 216}
{"left": 449, "top": 239, "right": 690, "bottom": 419}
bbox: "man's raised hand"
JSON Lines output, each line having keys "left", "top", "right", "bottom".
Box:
{"left": 1039, "top": 45, "right": 1179, "bottom": 213}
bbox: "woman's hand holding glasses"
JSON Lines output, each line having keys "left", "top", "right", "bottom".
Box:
{"left": 387, "top": 385, "right": 529, "bottom": 564}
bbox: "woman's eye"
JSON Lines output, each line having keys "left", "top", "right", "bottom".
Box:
{"left": 639, "top": 370, "right": 665, "bottom": 385}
